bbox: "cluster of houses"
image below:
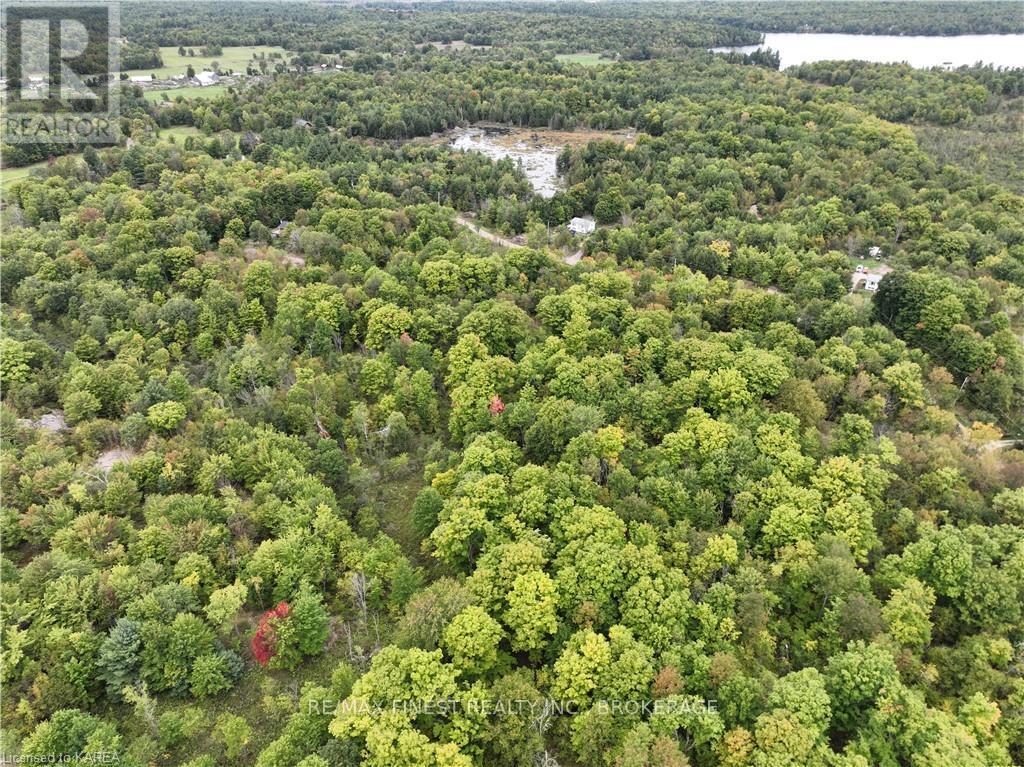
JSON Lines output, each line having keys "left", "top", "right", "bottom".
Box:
{"left": 129, "top": 59, "right": 345, "bottom": 92}
{"left": 9, "top": 58, "right": 349, "bottom": 94}
{"left": 1, "top": 70, "right": 224, "bottom": 99}
{"left": 129, "top": 70, "right": 220, "bottom": 88}
{"left": 3, "top": 53, "right": 349, "bottom": 102}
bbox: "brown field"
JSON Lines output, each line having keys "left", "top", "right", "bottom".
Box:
{"left": 489, "top": 126, "right": 638, "bottom": 149}
{"left": 420, "top": 125, "right": 639, "bottom": 149}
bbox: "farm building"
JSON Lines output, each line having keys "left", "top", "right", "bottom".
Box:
{"left": 194, "top": 71, "right": 220, "bottom": 87}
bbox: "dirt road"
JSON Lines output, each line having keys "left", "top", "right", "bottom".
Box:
{"left": 454, "top": 214, "right": 584, "bottom": 266}
{"left": 454, "top": 215, "right": 520, "bottom": 248}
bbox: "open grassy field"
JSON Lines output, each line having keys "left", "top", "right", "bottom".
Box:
{"left": 555, "top": 52, "right": 616, "bottom": 66}
{"left": 155, "top": 126, "right": 203, "bottom": 143}
{"left": 2, "top": 155, "right": 85, "bottom": 196}
{"left": 145, "top": 84, "right": 231, "bottom": 103}
{"left": 1, "top": 162, "right": 46, "bottom": 190}
{"left": 125, "top": 45, "right": 288, "bottom": 79}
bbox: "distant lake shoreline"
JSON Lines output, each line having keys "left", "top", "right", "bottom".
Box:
{"left": 711, "top": 32, "right": 1024, "bottom": 69}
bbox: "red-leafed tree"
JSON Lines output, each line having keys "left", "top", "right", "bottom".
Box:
{"left": 489, "top": 395, "right": 505, "bottom": 416}
{"left": 251, "top": 601, "right": 290, "bottom": 666}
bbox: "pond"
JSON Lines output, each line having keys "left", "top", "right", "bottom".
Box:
{"left": 450, "top": 127, "right": 562, "bottom": 198}
{"left": 712, "top": 33, "right": 1024, "bottom": 70}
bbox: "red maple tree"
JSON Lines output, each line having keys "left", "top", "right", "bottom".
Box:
{"left": 488, "top": 395, "right": 505, "bottom": 416}
{"left": 251, "top": 601, "right": 290, "bottom": 666}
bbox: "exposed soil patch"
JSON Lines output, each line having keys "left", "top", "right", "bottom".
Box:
{"left": 244, "top": 245, "right": 305, "bottom": 268}
{"left": 483, "top": 126, "right": 637, "bottom": 149}
{"left": 18, "top": 411, "right": 68, "bottom": 432}
{"left": 95, "top": 447, "right": 136, "bottom": 472}
{"left": 850, "top": 263, "right": 892, "bottom": 290}
{"left": 445, "top": 126, "right": 638, "bottom": 198}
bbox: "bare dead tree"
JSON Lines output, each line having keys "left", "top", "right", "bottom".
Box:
{"left": 349, "top": 571, "right": 369, "bottom": 623}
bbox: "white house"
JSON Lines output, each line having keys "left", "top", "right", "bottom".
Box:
{"left": 864, "top": 274, "right": 881, "bottom": 292}
{"left": 568, "top": 217, "right": 596, "bottom": 235}
{"left": 868, "top": 245, "right": 882, "bottom": 258}
{"left": 129, "top": 75, "right": 152, "bottom": 84}
{"left": 194, "top": 71, "right": 219, "bottom": 87}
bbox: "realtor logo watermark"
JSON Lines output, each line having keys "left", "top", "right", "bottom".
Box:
{"left": 2, "top": 0, "right": 119, "bottom": 144}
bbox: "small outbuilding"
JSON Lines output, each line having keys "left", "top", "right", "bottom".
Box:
{"left": 568, "top": 217, "right": 596, "bottom": 235}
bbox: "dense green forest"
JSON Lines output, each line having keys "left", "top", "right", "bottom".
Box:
{"left": 120, "top": 1, "right": 1024, "bottom": 51}
{"left": 1, "top": 3, "right": 1023, "bottom": 767}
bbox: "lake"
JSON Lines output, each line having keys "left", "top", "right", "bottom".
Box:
{"left": 712, "top": 33, "right": 1024, "bottom": 70}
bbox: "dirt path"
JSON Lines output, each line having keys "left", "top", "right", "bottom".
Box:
{"left": 454, "top": 214, "right": 583, "bottom": 266}
{"left": 454, "top": 214, "right": 520, "bottom": 248}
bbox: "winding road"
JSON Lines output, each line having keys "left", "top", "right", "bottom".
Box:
{"left": 454, "top": 214, "right": 584, "bottom": 265}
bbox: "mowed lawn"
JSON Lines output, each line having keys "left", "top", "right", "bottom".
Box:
{"left": 125, "top": 45, "right": 287, "bottom": 79}
{"left": 144, "top": 84, "right": 231, "bottom": 103}
{"left": 555, "top": 52, "right": 616, "bottom": 66}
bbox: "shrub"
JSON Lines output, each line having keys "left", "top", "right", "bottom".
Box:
{"left": 189, "top": 653, "right": 233, "bottom": 698}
